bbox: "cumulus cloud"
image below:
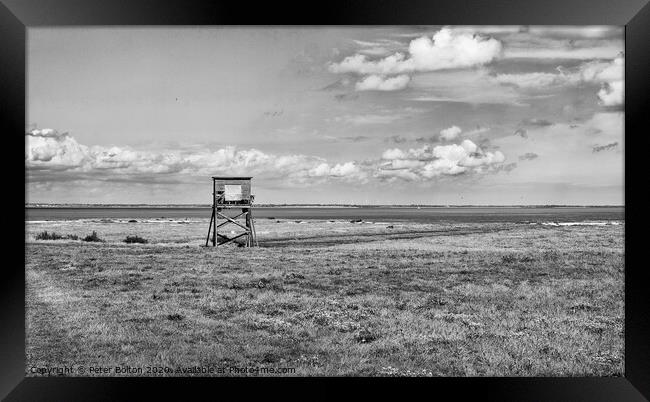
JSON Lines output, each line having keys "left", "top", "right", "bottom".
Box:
{"left": 331, "top": 28, "right": 502, "bottom": 76}
{"left": 331, "top": 28, "right": 502, "bottom": 94}
{"left": 598, "top": 81, "right": 623, "bottom": 106}
{"left": 354, "top": 74, "right": 410, "bottom": 91}
{"left": 581, "top": 56, "right": 624, "bottom": 106}
{"left": 377, "top": 139, "right": 506, "bottom": 180}
{"left": 308, "top": 161, "right": 366, "bottom": 180}
{"left": 26, "top": 129, "right": 89, "bottom": 166}
{"left": 25, "top": 129, "right": 365, "bottom": 184}
{"left": 439, "top": 126, "right": 462, "bottom": 141}
{"left": 27, "top": 129, "right": 509, "bottom": 187}
{"left": 381, "top": 148, "right": 408, "bottom": 160}
{"left": 413, "top": 125, "right": 490, "bottom": 145}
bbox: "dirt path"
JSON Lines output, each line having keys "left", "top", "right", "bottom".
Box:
{"left": 259, "top": 225, "right": 516, "bottom": 248}
{"left": 25, "top": 268, "right": 87, "bottom": 372}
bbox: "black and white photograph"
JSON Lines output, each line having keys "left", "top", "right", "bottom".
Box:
{"left": 25, "top": 25, "right": 625, "bottom": 377}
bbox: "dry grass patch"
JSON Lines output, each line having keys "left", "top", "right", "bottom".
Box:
{"left": 25, "top": 222, "right": 623, "bottom": 376}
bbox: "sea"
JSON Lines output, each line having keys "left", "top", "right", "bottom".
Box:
{"left": 25, "top": 206, "right": 624, "bottom": 224}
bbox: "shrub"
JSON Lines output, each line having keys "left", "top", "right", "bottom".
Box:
{"left": 35, "top": 231, "right": 63, "bottom": 240}
{"left": 82, "top": 231, "right": 103, "bottom": 242}
{"left": 124, "top": 235, "right": 148, "bottom": 244}
{"left": 167, "top": 313, "right": 184, "bottom": 321}
{"left": 35, "top": 231, "right": 79, "bottom": 241}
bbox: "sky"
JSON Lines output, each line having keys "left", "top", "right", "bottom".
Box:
{"left": 26, "top": 26, "right": 624, "bottom": 205}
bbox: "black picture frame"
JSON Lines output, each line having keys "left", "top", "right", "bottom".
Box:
{"left": 2, "top": 0, "right": 649, "bottom": 400}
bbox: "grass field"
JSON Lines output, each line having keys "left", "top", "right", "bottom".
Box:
{"left": 25, "top": 219, "right": 624, "bottom": 376}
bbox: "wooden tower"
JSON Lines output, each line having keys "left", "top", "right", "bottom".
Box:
{"left": 205, "top": 176, "right": 258, "bottom": 247}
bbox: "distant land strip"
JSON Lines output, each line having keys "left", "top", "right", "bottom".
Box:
{"left": 25, "top": 204, "right": 624, "bottom": 209}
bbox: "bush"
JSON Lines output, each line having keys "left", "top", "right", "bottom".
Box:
{"left": 35, "top": 231, "right": 79, "bottom": 241}
{"left": 35, "top": 231, "right": 63, "bottom": 240}
{"left": 167, "top": 313, "right": 184, "bottom": 321}
{"left": 124, "top": 235, "right": 148, "bottom": 244}
{"left": 82, "top": 231, "right": 103, "bottom": 242}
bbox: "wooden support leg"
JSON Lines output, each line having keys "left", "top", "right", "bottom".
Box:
{"left": 245, "top": 209, "right": 251, "bottom": 247}
{"left": 248, "top": 208, "right": 258, "bottom": 247}
{"left": 210, "top": 205, "right": 257, "bottom": 248}
{"left": 205, "top": 207, "right": 214, "bottom": 247}
{"left": 213, "top": 207, "right": 217, "bottom": 247}
{"left": 251, "top": 217, "right": 258, "bottom": 247}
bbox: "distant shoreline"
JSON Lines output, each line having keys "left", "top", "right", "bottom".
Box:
{"left": 25, "top": 204, "right": 624, "bottom": 209}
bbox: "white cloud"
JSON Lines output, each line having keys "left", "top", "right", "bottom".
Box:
{"left": 26, "top": 129, "right": 509, "bottom": 187}
{"left": 331, "top": 28, "right": 502, "bottom": 95}
{"left": 381, "top": 148, "right": 407, "bottom": 160}
{"left": 308, "top": 161, "right": 366, "bottom": 180}
{"left": 25, "top": 129, "right": 364, "bottom": 183}
{"left": 26, "top": 130, "right": 91, "bottom": 167}
{"left": 407, "top": 29, "right": 502, "bottom": 71}
{"left": 374, "top": 168, "right": 421, "bottom": 182}
{"left": 408, "top": 68, "right": 525, "bottom": 106}
{"left": 493, "top": 55, "right": 624, "bottom": 106}
{"left": 526, "top": 26, "right": 621, "bottom": 39}
{"left": 352, "top": 39, "right": 400, "bottom": 57}
{"left": 582, "top": 56, "right": 624, "bottom": 106}
{"left": 376, "top": 139, "right": 506, "bottom": 180}
{"left": 331, "top": 28, "right": 502, "bottom": 76}
{"left": 598, "top": 81, "right": 623, "bottom": 106}
{"left": 440, "top": 125, "right": 462, "bottom": 141}
{"left": 456, "top": 26, "right": 621, "bottom": 39}
{"left": 355, "top": 74, "right": 410, "bottom": 91}
{"left": 503, "top": 46, "right": 621, "bottom": 60}
{"left": 494, "top": 72, "right": 569, "bottom": 89}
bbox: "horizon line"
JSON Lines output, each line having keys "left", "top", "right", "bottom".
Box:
{"left": 25, "top": 203, "right": 625, "bottom": 208}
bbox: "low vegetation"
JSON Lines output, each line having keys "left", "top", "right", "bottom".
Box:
{"left": 25, "top": 221, "right": 624, "bottom": 377}
{"left": 82, "top": 231, "right": 103, "bottom": 242}
{"left": 35, "top": 231, "right": 78, "bottom": 241}
{"left": 124, "top": 235, "right": 148, "bottom": 244}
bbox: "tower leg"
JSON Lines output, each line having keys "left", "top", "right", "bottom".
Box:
{"left": 205, "top": 207, "right": 214, "bottom": 247}
{"left": 245, "top": 208, "right": 251, "bottom": 247}
{"left": 249, "top": 208, "right": 258, "bottom": 247}
{"left": 213, "top": 207, "right": 218, "bottom": 247}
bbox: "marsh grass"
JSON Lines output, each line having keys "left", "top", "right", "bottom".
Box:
{"left": 82, "top": 231, "right": 103, "bottom": 242}
{"left": 35, "top": 231, "right": 79, "bottom": 241}
{"left": 25, "top": 222, "right": 624, "bottom": 377}
{"left": 124, "top": 235, "right": 149, "bottom": 244}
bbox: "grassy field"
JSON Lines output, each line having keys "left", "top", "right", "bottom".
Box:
{"left": 25, "top": 219, "right": 624, "bottom": 376}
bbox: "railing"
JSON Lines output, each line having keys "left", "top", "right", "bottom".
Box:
{"left": 214, "top": 191, "right": 255, "bottom": 206}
